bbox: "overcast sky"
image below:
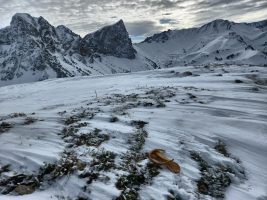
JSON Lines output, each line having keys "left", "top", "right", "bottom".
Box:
{"left": 0, "top": 0, "right": 267, "bottom": 42}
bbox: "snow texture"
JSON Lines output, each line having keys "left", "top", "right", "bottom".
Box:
{"left": 0, "top": 65, "right": 266, "bottom": 200}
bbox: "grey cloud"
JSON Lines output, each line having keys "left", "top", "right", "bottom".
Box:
{"left": 0, "top": 0, "right": 266, "bottom": 39}
{"left": 162, "top": 13, "right": 173, "bottom": 16}
{"left": 125, "top": 21, "right": 164, "bottom": 37}
{"left": 159, "top": 18, "right": 179, "bottom": 25}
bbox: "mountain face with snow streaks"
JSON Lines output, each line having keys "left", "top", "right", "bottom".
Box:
{"left": 0, "top": 14, "right": 266, "bottom": 86}
{"left": 0, "top": 13, "right": 155, "bottom": 86}
{"left": 137, "top": 19, "right": 267, "bottom": 67}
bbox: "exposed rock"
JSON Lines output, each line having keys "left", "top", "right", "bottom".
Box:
{"left": 14, "top": 185, "right": 35, "bottom": 195}
{"left": 80, "top": 20, "right": 136, "bottom": 59}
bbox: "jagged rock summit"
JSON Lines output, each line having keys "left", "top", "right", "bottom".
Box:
{"left": 81, "top": 20, "right": 136, "bottom": 59}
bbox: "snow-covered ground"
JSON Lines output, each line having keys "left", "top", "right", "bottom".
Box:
{"left": 0, "top": 65, "right": 266, "bottom": 200}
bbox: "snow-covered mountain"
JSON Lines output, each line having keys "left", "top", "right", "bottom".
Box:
{"left": 0, "top": 13, "right": 158, "bottom": 86}
{"left": 136, "top": 19, "right": 267, "bottom": 67}
{"left": 1, "top": 14, "right": 267, "bottom": 87}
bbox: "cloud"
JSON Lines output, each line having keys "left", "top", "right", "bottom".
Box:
{"left": 159, "top": 18, "right": 179, "bottom": 25}
{"left": 0, "top": 0, "right": 266, "bottom": 41}
{"left": 125, "top": 20, "right": 164, "bottom": 37}
{"left": 162, "top": 13, "right": 173, "bottom": 16}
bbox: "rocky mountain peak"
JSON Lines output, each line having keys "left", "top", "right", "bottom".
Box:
{"left": 248, "top": 19, "right": 267, "bottom": 31}
{"left": 11, "top": 13, "right": 38, "bottom": 26}
{"left": 10, "top": 13, "right": 39, "bottom": 36}
{"left": 142, "top": 29, "right": 172, "bottom": 43}
{"left": 199, "top": 19, "right": 233, "bottom": 33}
{"left": 80, "top": 19, "right": 136, "bottom": 59}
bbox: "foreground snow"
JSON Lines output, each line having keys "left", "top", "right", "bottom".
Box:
{"left": 0, "top": 65, "right": 266, "bottom": 200}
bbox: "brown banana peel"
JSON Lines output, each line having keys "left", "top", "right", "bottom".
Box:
{"left": 148, "top": 149, "right": 180, "bottom": 173}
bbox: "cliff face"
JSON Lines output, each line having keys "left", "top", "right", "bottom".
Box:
{"left": 81, "top": 20, "right": 136, "bottom": 59}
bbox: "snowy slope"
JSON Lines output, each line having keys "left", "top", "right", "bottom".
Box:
{"left": 136, "top": 19, "right": 267, "bottom": 67}
{"left": 0, "top": 65, "right": 266, "bottom": 200}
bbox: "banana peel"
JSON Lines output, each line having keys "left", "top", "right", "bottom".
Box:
{"left": 148, "top": 149, "right": 180, "bottom": 173}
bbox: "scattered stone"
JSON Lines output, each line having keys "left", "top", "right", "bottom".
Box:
{"left": 110, "top": 116, "right": 119, "bottom": 123}
{"left": 180, "top": 71, "right": 193, "bottom": 77}
{"left": 0, "top": 122, "right": 12, "bottom": 133}
{"left": 188, "top": 93, "right": 197, "bottom": 99}
{"left": 14, "top": 185, "right": 35, "bottom": 195}
{"left": 234, "top": 79, "right": 243, "bottom": 83}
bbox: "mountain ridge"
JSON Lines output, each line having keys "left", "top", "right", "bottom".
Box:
{"left": 1, "top": 13, "right": 267, "bottom": 87}
{"left": 0, "top": 13, "right": 157, "bottom": 86}
{"left": 137, "top": 18, "right": 267, "bottom": 67}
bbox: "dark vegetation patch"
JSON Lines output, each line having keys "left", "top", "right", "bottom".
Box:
{"left": 90, "top": 150, "right": 116, "bottom": 171}
{"left": 131, "top": 120, "right": 148, "bottom": 129}
{"left": 68, "top": 129, "right": 110, "bottom": 147}
{"left": 0, "top": 151, "right": 84, "bottom": 195}
{"left": 0, "top": 122, "right": 12, "bottom": 133}
{"left": 187, "top": 93, "right": 197, "bottom": 99}
{"left": 0, "top": 174, "right": 38, "bottom": 195}
{"left": 190, "top": 148, "right": 246, "bottom": 199}
{"left": 61, "top": 122, "right": 88, "bottom": 139}
{"left": 116, "top": 162, "right": 160, "bottom": 200}
{"left": 10, "top": 113, "right": 27, "bottom": 118}
{"left": 116, "top": 120, "right": 161, "bottom": 199}
{"left": 246, "top": 74, "right": 267, "bottom": 86}
{"left": 102, "top": 87, "right": 176, "bottom": 115}
{"left": 64, "top": 116, "right": 81, "bottom": 125}
{"left": 24, "top": 117, "right": 37, "bottom": 125}
{"left": 215, "top": 140, "right": 229, "bottom": 157}
{"left": 190, "top": 152, "right": 231, "bottom": 198}
{"left": 64, "top": 107, "right": 99, "bottom": 125}
{"left": 39, "top": 151, "right": 85, "bottom": 182}
{"left": 0, "top": 113, "right": 27, "bottom": 121}
{"left": 167, "top": 190, "right": 183, "bottom": 200}
{"left": 78, "top": 149, "right": 116, "bottom": 192}
{"left": 0, "top": 164, "right": 10, "bottom": 175}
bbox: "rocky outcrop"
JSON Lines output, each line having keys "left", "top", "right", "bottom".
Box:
{"left": 80, "top": 20, "right": 136, "bottom": 59}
